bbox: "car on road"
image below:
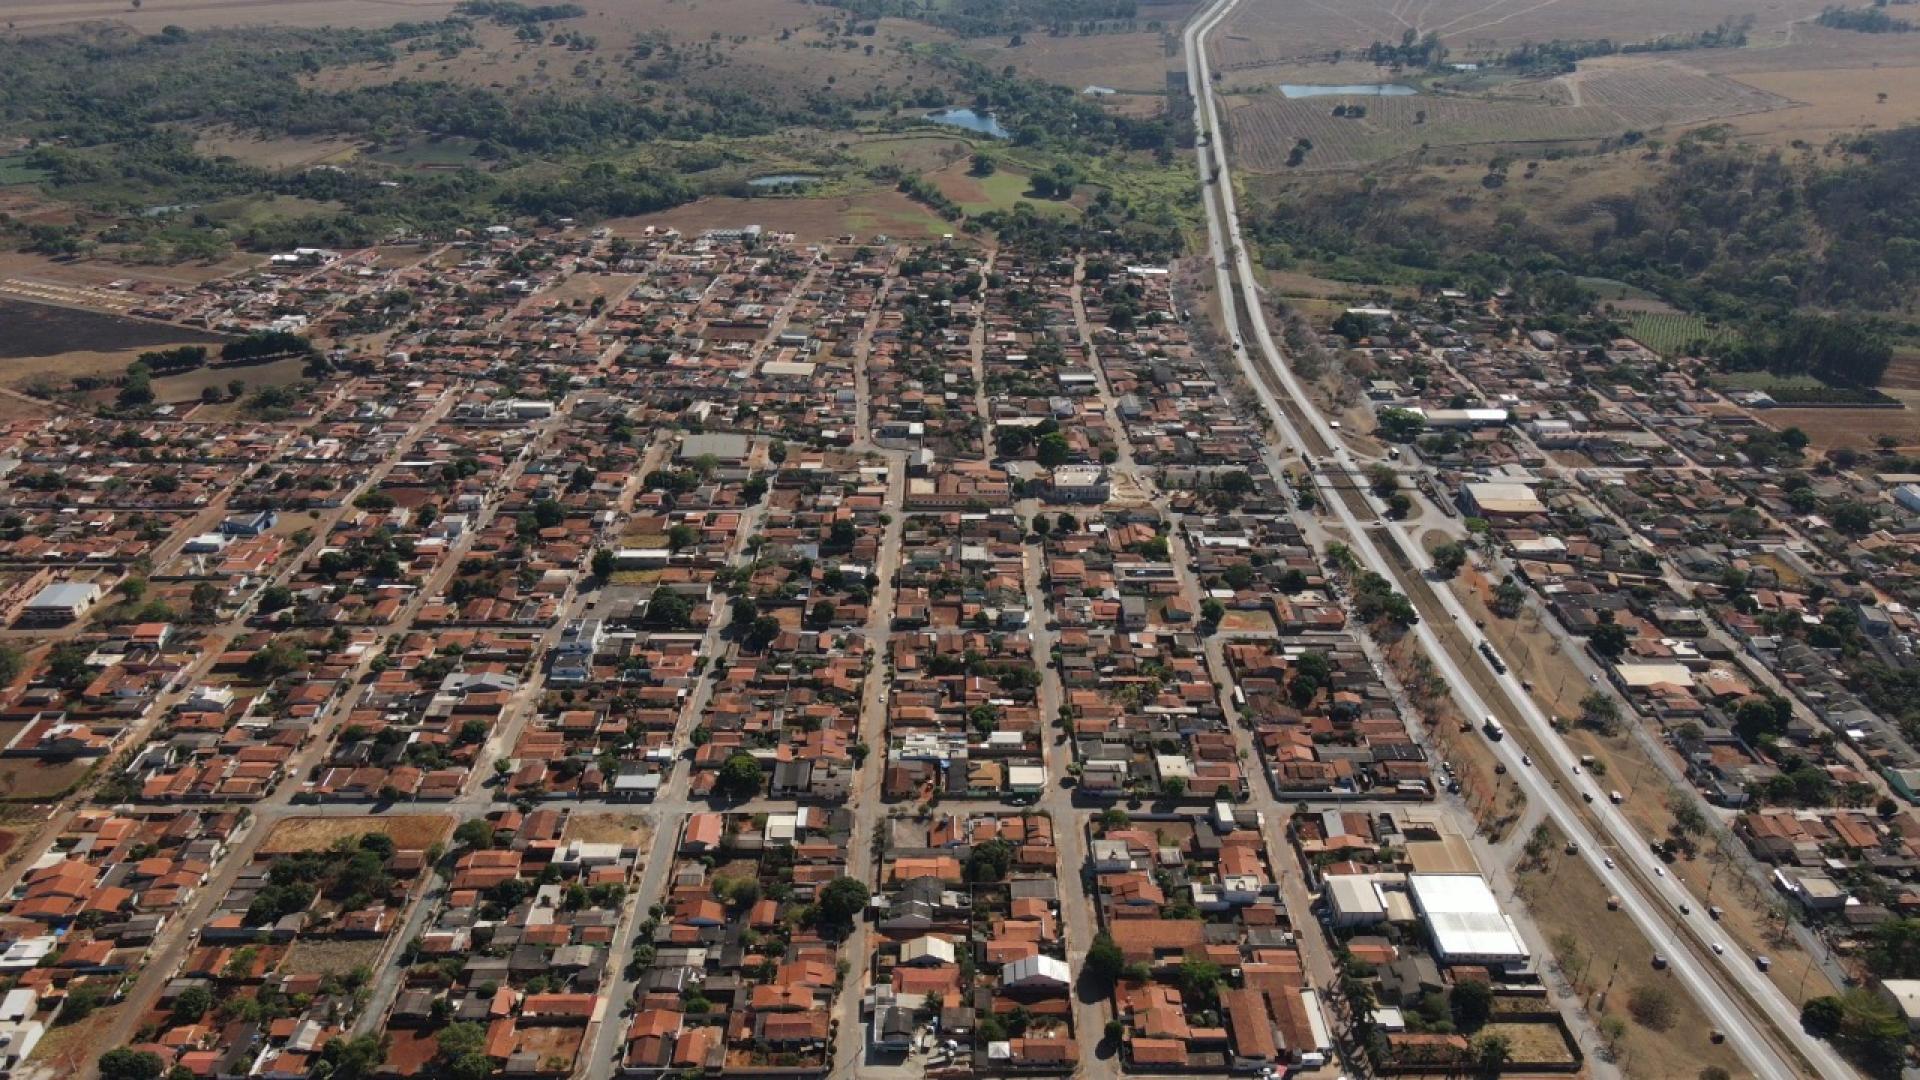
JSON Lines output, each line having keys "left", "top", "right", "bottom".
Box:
{"left": 1712, "top": 942, "right": 1724, "bottom": 955}
{"left": 1654, "top": 866, "right": 1665, "bottom": 877}
{"left": 1604, "top": 857, "right": 1615, "bottom": 869}
{"left": 1583, "top": 792, "right": 1595, "bottom": 803}
{"left": 1652, "top": 954, "right": 1668, "bottom": 969}
{"left": 1521, "top": 754, "right": 1531, "bottom": 766}
{"left": 1680, "top": 902, "right": 1691, "bottom": 915}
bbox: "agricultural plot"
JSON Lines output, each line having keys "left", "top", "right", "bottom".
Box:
{"left": 1627, "top": 311, "right": 1733, "bottom": 356}
{"left": 1212, "top": 0, "right": 1828, "bottom": 70}
{"left": 1227, "top": 62, "right": 1790, "bottom": 172}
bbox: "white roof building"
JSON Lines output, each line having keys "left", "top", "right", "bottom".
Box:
{"left": 1406, "top": 874, "right": 1529, "bottom": 966}
{"left": 901, "top": 935, "right": 958, "bottom": 967}
{"left": 1002, "top": 954, "right": 1070, "bottom": 989}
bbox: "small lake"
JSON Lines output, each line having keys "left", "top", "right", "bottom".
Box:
{"left": 1278, "top": 83, "right": 1417, "bottom": 98}
{"left": 747, "top": 173, "right": 824, "bottom": 188}
{"left": 923, "top": 107, "right": 1011, "bottom": 139}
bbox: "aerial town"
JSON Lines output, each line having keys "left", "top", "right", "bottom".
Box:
{"left": 0, "top": 205, "right": 1914, "bottom": 1080}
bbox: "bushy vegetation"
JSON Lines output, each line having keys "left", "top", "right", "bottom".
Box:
{"left": 1815, "top": 5, "right": 1913, "bottom": 33}
{"left": 1499, "top": 18, "right": 1751, "bottom": 74}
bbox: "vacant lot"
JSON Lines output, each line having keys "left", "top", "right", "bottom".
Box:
{"left": 282, "top": 936, "right": 388, "bottom": 977}
{"left": 261, "top": 814, "right": 453, "bottom": 854}
{"left": 0, "top": 757, "right": 93, "bottom": 802}
{"left": 0, "top": 297, "right": 223, "bottom": 361}
{"left": 965, "top": 27, "right": 1179, "bottom": 95}
{"left": 562, "top": 812, "right": 650, "bottom": 847}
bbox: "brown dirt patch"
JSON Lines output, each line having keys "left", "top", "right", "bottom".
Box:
{"left": 0, "top": 757, "right": 93, "bottom": 802}
{"left": 1760, "top": 396, "right": 1920, "bottom": 454}
{"left": 260, "top": 814, "right": 454, "bottom": 854}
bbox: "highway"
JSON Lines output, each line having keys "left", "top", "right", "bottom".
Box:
{"left": 1179, "top": 1, "right": 1854, "bottom": 1077}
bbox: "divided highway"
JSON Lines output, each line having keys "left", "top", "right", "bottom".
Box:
{"left": 1179, "top": 2, "right": 1854, "bottom": 1077}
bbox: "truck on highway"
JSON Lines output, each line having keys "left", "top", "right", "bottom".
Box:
{"left": 1481, "top": 715, "right": 1505, "bottom": 741}
{"left": 1477, "top": 639, "right": 1507, "bottom": 674}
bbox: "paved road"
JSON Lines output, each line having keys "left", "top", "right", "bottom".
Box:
{"left": 1180, "top": 1, "right": 1851, "bottom": 1076}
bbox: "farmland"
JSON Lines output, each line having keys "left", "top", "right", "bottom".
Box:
{"left": 1226, "top": 61, "right": 1790, "bottom": 173}
{"left": 1627, "top": 312, "right": 1733, "bottom": 357}
{"left": 1209, "top": 0, "right": 1828, "bottom": 73}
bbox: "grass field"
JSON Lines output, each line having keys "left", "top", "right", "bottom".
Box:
{"left": 1627, "top": 312, "right": 1733, "bottom": 357}
{"left": 260, "top": 814, "right": 453, "bottom": 854}
{"left": 0, "top": 757, "right": 94, "bottom": 802}
{"left": 929, "top": 164, "right": 1076, "bottom": 217}
{"left": 0, "top": 154, "right": 50, "bottom": 186}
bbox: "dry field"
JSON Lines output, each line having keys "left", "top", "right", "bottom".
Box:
{"left": 964, "top": 29, "right": 1177, "bottom": 95}
{"left": 1514, "top": 831, "right": 1747, "bottom": 1080}
{"left": 196, "top": 128, "right": 362, "bottom": 169}
{"left": 0, "top": 0, "right": 459, "bottom": 32}
{"left": 260, "top": 813, "right": 454, "bottom": 854}
{"left": 298, "top": 1, "right": 954, "bottom": 102}
{"left": 1210, "top": 0, "right": 1828, "bottom": 71}
{"left": 1760, "top": 395, "right": 1920, "bottom": 454}
{"left": 608, "top": 188, "right": 954, "bottom": 243}
{"left": 1226, "top": 60, "right": 1789, "bottom": 172}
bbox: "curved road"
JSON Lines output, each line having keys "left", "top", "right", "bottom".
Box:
{"left": 1179, "top": 2, "right": 1853, "bottom": 1078}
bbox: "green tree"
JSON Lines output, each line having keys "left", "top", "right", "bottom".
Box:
{"left": 715, "top": 753, "right": 762, "bottom": 799}
{"left": 1801, "top": 995, "right": 1844, "bottom": 1037}
{"left": 1590, "top": 620, "right": 1630, "bottom": 659}
{"left": 1085, "top": 932, "right": 1125, "bottom": 985}
{"left": 817, "top": 876, "right": 870, "bottom": 927}
{"left": 1430, "top": 541, "right": 1467, "bottom": 578}
{"left": 1376, "top": 407, "right": 1425, "bottom": 442}
{"left": 1036, "top": 432, "right": 1070, "bottom": 468}
{"left": 1449, "top": 978, "right": 1493, "bottom": 1032}
{"left": 592, "top": 548, "right": 615, "bottom": 578}
{"left": 171, "top": 985, "right": 214, "bottom": 1023}
{"left": 99, "top": 1049, "right": 166, "bottom": 1080}
{"left": 966, "top": 838, "right": 1014, "bottom": 883}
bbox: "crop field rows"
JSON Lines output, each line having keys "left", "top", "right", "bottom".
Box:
{"left": 1627, "top": 311, "right": 1733, "bottom": 356}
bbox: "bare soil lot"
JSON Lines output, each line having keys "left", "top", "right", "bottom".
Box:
{"left": 563, "top": 812, "right": 650, "bottom": 847}
{"left": 261, "top": 814, "right": 454, "bottom": 854}
{"left": 0, "top": 757, "right": 93, "bottom": 802}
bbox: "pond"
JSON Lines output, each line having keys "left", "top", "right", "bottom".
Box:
{"left": 747, "top": 173, "right": 825, "bottom": 188}
{"left": 923, "top": 107, "right": 1011, "bottom": 139}
{"left": 1278, "top": 83, "right": 1417, "bottom": 98}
